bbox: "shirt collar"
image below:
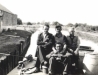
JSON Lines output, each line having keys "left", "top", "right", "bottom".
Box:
{"left": 43, "top": 32, "right": 49, "bottom": 35}
{"left": 55, "top": 32, "right": 62, "bottom": 37}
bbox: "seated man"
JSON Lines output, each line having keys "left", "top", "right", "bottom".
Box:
{"left": 67, "top": 28, "right": 80, "bottom": 71}
{"left": 35, "top": 24, "right": 54, "bottom": 72}
{"left": 53, "top": 25, "right": 68, "bottom": 55}
{"left": 46, "top": 42, "right": 71, "bottom": 75}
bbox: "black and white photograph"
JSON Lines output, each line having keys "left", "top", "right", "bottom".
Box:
{"left": 0, "top": 0, "right": 98, "bottom": 75}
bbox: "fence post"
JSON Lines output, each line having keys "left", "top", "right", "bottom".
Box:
{"left": 1, "top": 60, "right": 4, "bottom": 75}
{"left": 0, "top": 60, "right": 3, "bottom": 75}
{"left": 6, "top": 55, "right": 10, "bottom": 74}
{"left": 20, "top": 41, "right": 23, "bottom": 54}
{"left": 4, "top": 56, "right": 7, "bottom": 75}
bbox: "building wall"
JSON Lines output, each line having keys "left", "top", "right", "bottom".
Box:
{"left": 2, "top": 11, "right": 17, "bottom": 26}
{"left": 3, "top": 11, "right": 12, "bottom": 26}
{"left": 0, "top": 17, "right": 1, "bottom": 31}
{"left": 0, "top": 11, "right": 17, "bottom": 31}
{"left": 12, "top": 14, "right": 17, "bottom": 25}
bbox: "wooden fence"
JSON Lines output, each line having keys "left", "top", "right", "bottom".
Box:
{"left": 0, "top": 35, "right": 31, "bottom": 75}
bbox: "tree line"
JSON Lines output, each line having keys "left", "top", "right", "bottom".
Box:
{"left": 17, "top": 18, "right": 63, "bottom": 26}
{"left": 17, "top": 18, "right": 98, "bottom": 32}
{"left": 66, "top": 23, "right": 98, "bottom": 32}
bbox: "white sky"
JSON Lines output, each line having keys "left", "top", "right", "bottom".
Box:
{"left": 0, "top": 0, "right": 98, "bottom": 25}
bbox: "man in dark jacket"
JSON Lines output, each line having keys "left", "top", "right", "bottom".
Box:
{"left": 67, "top": 28, "right": 80, "bottom": 71}
{"left": 35, "top": 24, "right": 54, "bottom": 72}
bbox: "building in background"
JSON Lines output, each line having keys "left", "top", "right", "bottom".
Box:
{"left": 0, "top": 4, "right": 17, "bottom": 32}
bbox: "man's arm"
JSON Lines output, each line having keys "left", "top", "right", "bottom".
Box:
{"left": 64, "top": 36, "right": 68, "bottom": 45}
{"left": 43, "top": 34, "right": 55, "bottom": 48}
{"left": 60, "top": 36, "right": 68, "bottom": 54}
{"left": 74, "top": 36, "right": 80, "bottom": 55}
{"left": 60, "top": 45, "right": 67, "bottom": 54}
{"left": 52, "top": 47, "right": 57, "bottom": 53}
{"left": 46, "top": 51, "right": 54, "bottom": 59}
{"left": 65, "top": 36, "right": 74, "bottom": 54}
{"left": 68, "top": 36, "right": 80, "bottom": 55}
{"left": 67, "top": 48, "right": 74, "bottom": 54}
{"left": 37, "top": 33, "right": 45, "bottom": 45}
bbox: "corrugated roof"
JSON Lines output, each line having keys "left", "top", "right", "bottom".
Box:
{"left": 0, "top": 4, "right": 13, "bottom": 14}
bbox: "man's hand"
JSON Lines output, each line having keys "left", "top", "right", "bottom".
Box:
{"left": 51, "top": 54, "right": 58, "bottom": 57}
{"left": 52, "top": 47, "right": 59, "bottom": 54}
{"left": 45, "top": 42, "right": 48, "bottom": 44}
{"left": 42, "top": 45, "right": 47, "bottom": 48}
{"left": 54, "top": 50, "right": 59, "bottom": 54}
{"left": 70, "top": 49, "right": 73, "bottom": 52}
{"left": 56, "top": 57, "right": 61, "bottom": 61}
{"left": 57, "top": 54, "right": 63, "bottom": 57}
{"left": 74, "top": 51, "right": 79, "bottom": 55}
{"left": 68, "top": 49, "right": 75, "bottom": 55}
{"left": 63, "top": 53, "right": 72, "bottom": 57}
{"left": 43, "top": 37, "right": 49, "bottom": 42}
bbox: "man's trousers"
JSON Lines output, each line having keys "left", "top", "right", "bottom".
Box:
{"left": 49, "top": 56, "right": 71, "bottom": 74}
{"left": 35, "top": 46, "right": 52, "bottom": 68}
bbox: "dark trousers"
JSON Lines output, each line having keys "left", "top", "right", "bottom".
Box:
{"left": 35, "top": 46, "right": 52, "bottom": 68}
{"left": 67, "top": 47, "right": 79, "bottom": 69}
{"left": 70, "top": 54, "right": 79, "bottom": 68}
{"left": 49, "top": 57, "right": 71, "bottom": 74}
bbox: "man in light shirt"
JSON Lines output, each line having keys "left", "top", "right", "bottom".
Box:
{"left": 53, "top": 25, "right": 68, "bottom": 55}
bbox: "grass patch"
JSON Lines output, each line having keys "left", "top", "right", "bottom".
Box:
{"left": 0, "top": 30, "right": 33, "bottom": 57}
{"left": 1, "top": 30, "right": 32, "bottom": 39}
{"left": 76, "top": 31, "right": 98, "bottom": 43}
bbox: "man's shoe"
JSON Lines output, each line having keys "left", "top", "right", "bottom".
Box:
{"left": 44, "top": 61, "right": 48, "bottom": 65}
{"left": 33, "top": 67, "right": 40, "bottom": 73}
{"left": 41, "top": 61, "right": 48, "bottom": 67}
{"left": 49, "top": 71, "right": 54, "bottom": 75}
{"left": 63, "top": 71, "right": 68, "bottom": 75}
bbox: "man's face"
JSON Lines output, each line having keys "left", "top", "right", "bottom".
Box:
{"left": 55, "top": 27, "right": 62, "bottom": 33}
{"left": 70, "top": 30, "right": 75, "bottom": 36}
{"left": 56, "top": 44, "right": 62, "bottom": 51}
{"left": 43, "top": 26, "right": 49, "bottom": 34}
